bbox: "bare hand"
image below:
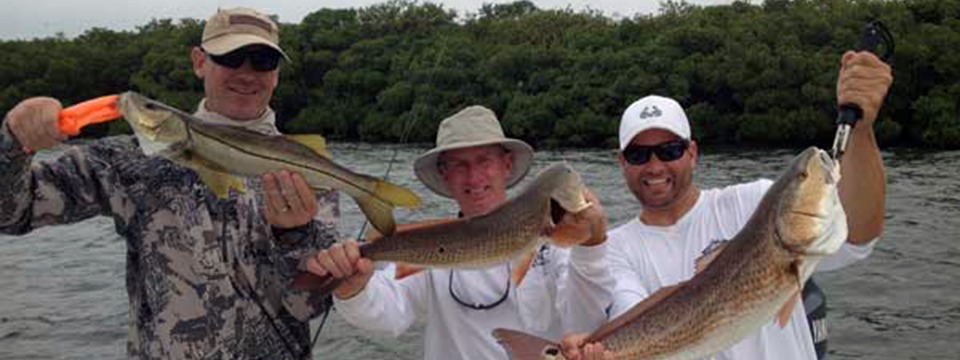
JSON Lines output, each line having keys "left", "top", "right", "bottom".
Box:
{"left": 551, "top": 188, "right": 608, "bottom": 247}
{"left": 561, "top": 333, "right": 611, "bottom": 360}
{"left": 262, "top": 170, "right": 316, "bottom": 228}
{"left": 837, "top": 51, "right": 893, "bottom": 127}
{"left": 5, "top": 97, "right": 67, "bottom": 153}
{"left": 305, "top": 240, "right": 375, "bottom": 299}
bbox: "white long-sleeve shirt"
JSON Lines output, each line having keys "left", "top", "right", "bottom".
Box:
{"left": 607, "top": 179, "right": 876, "bottom": 360}
{"left": 335, "top": 243, "right": 613, "bottom": 360}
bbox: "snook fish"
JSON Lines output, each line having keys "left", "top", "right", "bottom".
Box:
{"left": 494, "top": 147, "right": 849, "bottom": 360}
{"left": 117, "top": 91, "right": 420, "bottom": 235}
{"left": 293, "top": 162, "right": 592, "bottom": 294}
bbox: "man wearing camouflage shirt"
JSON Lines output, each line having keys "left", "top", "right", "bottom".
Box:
{"left": 0, "top": 7, "right": 334, "bottom": 359}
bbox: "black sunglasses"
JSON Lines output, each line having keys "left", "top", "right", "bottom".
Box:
{"left": 204, "top": 47, "right": 282, "bottom": 72}
{"left": 622, "top": 139, "right": 690, "bottom": 165}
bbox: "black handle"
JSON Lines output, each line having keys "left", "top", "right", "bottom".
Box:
{"left": 837, "top": 21, "right": 894, "bottom": 127}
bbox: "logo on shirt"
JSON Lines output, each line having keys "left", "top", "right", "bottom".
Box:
{"left": 532, "top": 245, "right": 551, "bottom": 268}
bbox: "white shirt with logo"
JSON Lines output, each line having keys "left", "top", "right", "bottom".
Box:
{"left": 607, "top": 179, "right": 875, "bottom": 360}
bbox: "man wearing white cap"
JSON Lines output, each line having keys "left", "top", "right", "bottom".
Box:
{"left": 306, "top": 105, "right": 614, "bottom": 359}
{"left": 1, "top": 7, "right": 335, "bottom": 359}
{"left": 561, "top": 51, "right": 893, "bottom": 360}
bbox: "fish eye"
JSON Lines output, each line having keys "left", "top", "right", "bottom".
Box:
{"left": 545, "top": 348, "right": 560, "bottom": 356}
{"left": 437, "top": 247, "right": 445, "bottom": 254}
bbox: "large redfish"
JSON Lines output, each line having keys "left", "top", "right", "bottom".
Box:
{"left": 293, "top": 162, "right": 592, "bottom": 294}
{"left": 494, "top": 147, "right": 848, "bottom": 360}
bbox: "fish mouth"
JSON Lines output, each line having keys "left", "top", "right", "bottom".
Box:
{"left": 817, "top": 149, "right": 840, "bottom": 185}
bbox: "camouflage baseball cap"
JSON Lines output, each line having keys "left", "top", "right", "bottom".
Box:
{"left": 201, "top": 7, "right": 289, "bottom": 59}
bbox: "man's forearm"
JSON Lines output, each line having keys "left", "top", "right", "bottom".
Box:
{"left": 838, "top": 125, "right": 886, "bottom": 244}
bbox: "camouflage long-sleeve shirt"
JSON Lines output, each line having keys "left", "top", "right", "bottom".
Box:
{"left": 0, "top": 118, "right": 337, "bottom": 359}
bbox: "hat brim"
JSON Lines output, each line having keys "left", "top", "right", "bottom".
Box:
{"left": 414, "top": 138, "right": 534, "bottom": 198}
{"left": 203, "top": 34, "right": 290, "bottom": 60}
{"left": 620, "top": 125, "right": 690, "bottom": 150}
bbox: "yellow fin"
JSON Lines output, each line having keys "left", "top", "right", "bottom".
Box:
{"left": 172, "top": 152, "right": 246, "bottom": 198}
{"left": 286, "top": 134, "right": 331, "bottom": 158}
{"left": 353, "top": 179, "right": 422, "bottom": 235}
{"left": 374, "top": 179, "right": 421, "bottom": 208}
{"left": 196, "top": 167, "right": 246, "bottom": 198}
{"left": 356, "top": 195, "right": 398, "bottom": 236}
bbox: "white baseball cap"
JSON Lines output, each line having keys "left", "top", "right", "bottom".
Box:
{"left": 618, "top": 95, "right": 691, "bottom": 150}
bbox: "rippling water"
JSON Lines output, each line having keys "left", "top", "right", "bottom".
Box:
{"left": 1, "top": 142, "right": 957, "bottom": 359}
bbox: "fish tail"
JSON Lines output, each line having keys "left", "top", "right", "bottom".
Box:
{"left": 492, "top": 328, "right": 565, "bottom": 360}
{"left": 372, "top": 179, "right": 421, "bottom": 208}
{"left": 356, "top": 195, "right": 398, "bottom": 236}
{"left": 355, "top": 179, "right": 421, "bottom": 235}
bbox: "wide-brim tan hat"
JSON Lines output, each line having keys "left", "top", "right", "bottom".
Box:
{"left": 414, "top": 105, "right": 534, "bottom": 198}
{"left": 202, "top": 7, "right": 290, "bottom": 60}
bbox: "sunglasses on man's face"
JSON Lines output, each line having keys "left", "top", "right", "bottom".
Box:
{"left": 205, "top": 47, "right": 282, "bottom": 72}
{"left": 622, "top": 139, "right": 690, "bottom": 166}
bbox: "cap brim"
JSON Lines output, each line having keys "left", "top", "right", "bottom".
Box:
{"left": 414, "top": 139, "right": 534, "bottom": 198}
{"left": 203, "top": 34, "right": 290, "bottom": 60}
{"left": 620, "top": 125, "right": 690, "bottom": 150}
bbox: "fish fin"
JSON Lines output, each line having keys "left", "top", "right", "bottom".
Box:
{"left": 373, "top": 179, "right": 422, "bottom": 208}
{"left": 356, "top": 196, "right": 397, "bottom": 235}
{"left": 492, "top": 328, "right": 563, "bottom": 360}
{"left": 172, "top": 152, "right": 246, "bottom": 198}
{"left": 355, "top": 179, "right": 423, "bottom": 235}
{"left": 777, "top": 290, "right": 801, "bottom": 328}
{"left": 589, "top": 283, "right": 684, "bottom": 341}
{"left": 776, "top": 260, "right": 804, "bottom": 327}
{"left": 695, "top": 241, "right": 729, "bottom": 274}
{"left": 394, "top": 262, "right": 424, "bottom": 280}
{"left": 197, "top": 169, "right": 247, "bottom": 198}
{"left": 511, "top": 249, "right": 538, "bottom": 286}
{"left": 286, "top": 134, "right": 332, "bottom": 158}
{"left": 547, "top": 222, "right": 584, "bottom": 248}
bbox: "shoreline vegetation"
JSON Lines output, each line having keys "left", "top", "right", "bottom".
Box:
{"left": 1, "top": 0, "right": 958, "bottom": 149}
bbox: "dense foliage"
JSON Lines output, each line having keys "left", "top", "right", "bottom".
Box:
{"left": 2, "top": 0, "right": 958, "bottom": 149}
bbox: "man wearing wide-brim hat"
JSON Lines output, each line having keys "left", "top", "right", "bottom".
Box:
{"left": 306, "top": 105, "right": 615, "bottom": 359}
